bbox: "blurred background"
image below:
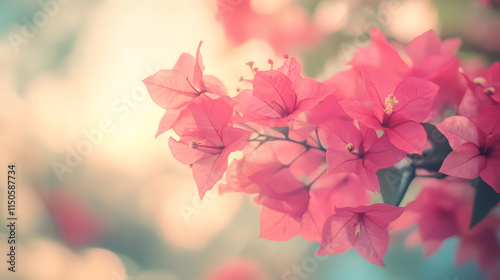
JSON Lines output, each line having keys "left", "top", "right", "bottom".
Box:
{"left": 0, "top": 0, "right": 499, "bottom": 279}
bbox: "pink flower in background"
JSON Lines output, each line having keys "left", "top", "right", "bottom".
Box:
{"left": 216, "top": 0, "right": 321, "bottom": 54}
{"left": 406, "top": 30, "right": 461, "bottom": 65}
{"left": 348, "top": 28, "right": 410, "bottom": 98}
{"left": 437, "top": 105, "right": 500, "bottom": 192}
{"left": 406, "top": 30, "right": 467, "bottom": 120}
{"left": 318, "top": 204, "right": 404, "bottom": 266}
{"left": 478, "top": 0, "right": 500, "bottom": 8}
{"left": 457, "top": 212, "right": 500, "bottom": 277}
{"left": 203, "top": 258, "right": 269, "bottom": 280}
{"left": 41, "top": 190, "right": 101, "bottom": 248}
{"left": 392, "top": 179, "right": 474, "bottom": 257}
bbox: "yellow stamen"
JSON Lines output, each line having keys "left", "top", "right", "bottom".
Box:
{"left": 485, "top": 87, "right": 495, "bottom": 96}
{"left": 473, "top": 77, "right": 486, "bottom": 87}
{"left": 486, "top": 133, "right": 493, "bottom": 142}
{"left": 355, "top": 223, "right": 361, "bottom": 237}
{"left": 346, "top": 143, "right": 359, "bottom": 154}
{"left": 383, "top": 94, "right": 398, "bottom": 115}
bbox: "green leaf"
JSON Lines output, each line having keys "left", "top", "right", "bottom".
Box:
{"left": 378, "top": 168, "right": 403, "bottom": 206}
{"left": 270, "top": 126, "right": 289, "bottom": 137}
{"left": 415, "top": 123, "right": 452, "bottom": 173}
{"left": 377, "top": 165, "right": 415, "bottom": 206}
{"left": 469, "top": 177, "right": 500, "bottom": 228}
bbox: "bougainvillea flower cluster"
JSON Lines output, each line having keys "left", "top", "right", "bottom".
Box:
{"left": 144, "top": 28, "right": 500, "bottom": 277}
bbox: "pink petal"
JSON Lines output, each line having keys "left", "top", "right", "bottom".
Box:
{"left": 323, "top": 68, "right": 368, "bottom": 103}
{"left": 326, "top": 149, "right": 361, "bottom": 175}
{"left": 318, "top": 204, "right": 403, "bottom": 266}
{"left": 253, "top": 70, "right": 296, "bottom": 118}
{"left": 193, "top": 41, "right": 205, "bottom": 89}
{"left": 219, "top": 159, "right": 259, "bottom": 195}
{"left": 389, "top": 77, "right": 439, "bottom": 124}
{"left": 418, "top": 206, "right": 459, "bottom": 241}
{"left": 168, "top": 136, "right": 206, "bottom": 165}
{"left": 253, "top": 168, "right": 308, "bottom": 215}
{"left": 440, "top": 38, "right": 462, "bottom": 56}
{"left": 459, "top": 83, "right": 497, "bottom": 120}
{"left": 300, "top": 209, "right": 325, "bottom": 242}
{"left": 247, "top": 162, "right": 284, "bottom": 184}
{"left": 358, "top": 124, "right": 379, "bottom": 152}
{"left": 406, "top": 29, "right": 442, "bottom": 65}
{"left": 363, "top": 134, "right": 406, "bottom": 170}
{"left": 294, "top": 78, "right": 332, "bottom": 112}
{"left": 349, "top": 28, "right": 409, "bottom": 96}
{"left": 172, "top": 52, "right": 196, "bottom": 76}
{"left": 204, "top": 74, "right": 228, "bottom": 96}
{"left": 479, "top": 153, "right": 500, "bottom": 193}
{"left": 353, "top": 205, "right": 404, "bottom": 266}
{"left": 259, "top": 207, "right": 301, "bottom": 241}
{"left": 155, "top": 110, "right": 182, "bottom": 138}
{"left": 413, "top": 56, "right": 466, "bottom": 121}
{"left": 171, "top": 106, "right": 196, "bottom": 136}
{"left": 352, "top": 219, "right": 388, "bottom": 266}
{"left": 409, "top": 55, "right": 458, "bottom": 80}
{"left": 307, "top": 95, "right": 348, "bottom": 125}
{"left": 143, "top": 69, "right": 198, "bottom": 110}
{"left": 358, "top": 204, "right": 405, "bottom": 226}
{"left": 234, "top": 89, "right": 283, "bottom": 121}
{"left": 288, "top": 148, "right": 327, "bottom": 180}
{"left": 439, "top": 143, "right": 485, "bottom": 179}
{"left": 192, "top": 96, "right": 233, "bottom": 147}
{"left": 277, "top": 57, "right": 302, "bottom": 84}
{"left": 313, "top": 173, "right": 371, "bottom": 209}
{"left": 477, "top": 104, "right": 500, "bottom": 137}
{"left": 436, "top": 116, "right": 480, "bottom": 149}
{"left": 385, "top": 121, "right": 427, "bottom": 154}
{"left": 339, "top": 99, "right": 383, "bottom": 130}
{"left": 193, "top": 150, "right": 230, "bottom": 199}
{"left": 364, "top": 80, "right": 385, "bottom": 123}
{"left": 354, "top": 168, "right": 380, "bottom": 193}
{"left": 324, "top": 120, "right": 364, "bottom": 151}
{"left": 221, "top": 127, "right": 250, "bottom": 152}
{"left": 317, "top": 211, "right": 356, "bottom": 255}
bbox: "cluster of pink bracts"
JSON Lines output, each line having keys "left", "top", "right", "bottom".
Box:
{"left": 143, "top": 28, "right": 500, "bottom": 277}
